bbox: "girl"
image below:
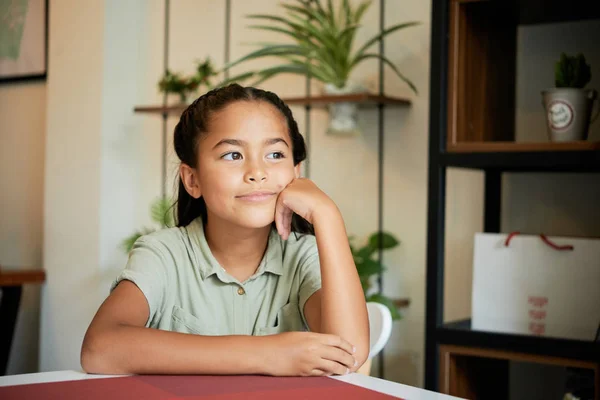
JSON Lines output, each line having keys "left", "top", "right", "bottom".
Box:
{"left": 81, "top": 84, "right": 369, "bottom": 377}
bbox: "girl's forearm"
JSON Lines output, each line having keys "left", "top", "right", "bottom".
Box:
{"left": 312, "top": 205, "right": 370, "bottom": 365}
{"left": 81, "top": 324, "right": 267, "bottom": 375}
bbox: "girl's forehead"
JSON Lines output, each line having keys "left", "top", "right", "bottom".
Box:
{"left": 203, "top": 101, "right": 289, "bottom": 143}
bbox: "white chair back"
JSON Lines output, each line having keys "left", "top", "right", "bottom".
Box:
{"left": 367, "top": 302, "right": 393, "bottom": 359}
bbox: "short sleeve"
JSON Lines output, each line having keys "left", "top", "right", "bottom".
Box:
{"left": 297, "top": 251, "right": 322, "bottom": 328}
{"left": 110, "top": 237, "right": 168, "bottom": 326}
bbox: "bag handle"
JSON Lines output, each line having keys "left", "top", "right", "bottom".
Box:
{"left": 504, "top": 231, "right": 574, "bottom": 251}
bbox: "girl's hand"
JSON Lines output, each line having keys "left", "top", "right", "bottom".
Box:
{"left": 260, "top": 331, "right": 357, "bottom": 377}
{"left": 274, "top": 178, "right": 336, "bottom": 240}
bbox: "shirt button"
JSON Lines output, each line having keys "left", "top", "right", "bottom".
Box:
{"left": 237, "top": 287, "right": 245, "bottom": 295}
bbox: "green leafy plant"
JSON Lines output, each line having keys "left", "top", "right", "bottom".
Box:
{"left": 350, "top": 231, "right": 402, "bottom": 320}
{"left": 219, "top": 0, "right": 420, "bottom": 92}
{"left": 158, "top": 58, "right": 219, "bottom": 102}
{"left": 555, "top": 53, "right": 592, "bottom": 88}
{"left": 121, "top": 197, "right": 175, "bottom": 253}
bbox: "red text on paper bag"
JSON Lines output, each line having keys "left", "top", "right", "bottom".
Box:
{"left": 527, "top": 296, "right": 548, "bottom": 335}
{"left": 528, "top": 296, "right": 548, "bottom": 308}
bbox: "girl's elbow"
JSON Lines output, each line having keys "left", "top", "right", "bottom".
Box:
{"left": 80, "top": 330, "right": 121, "bottom": 375}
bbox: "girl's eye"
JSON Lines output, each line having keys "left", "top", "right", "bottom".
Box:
{"left": 267, "top": 152, "right": 285, "bottom": 160}
{"left": 222, "top": 152, "right": 242, "bottom": 161}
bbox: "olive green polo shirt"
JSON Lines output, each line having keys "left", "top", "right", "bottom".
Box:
{"left": 110, "top": 217, "right": 321, "bottom": 336}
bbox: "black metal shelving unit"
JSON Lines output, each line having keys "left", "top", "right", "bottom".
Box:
{"left": 425, "top": 0, "right": 600, "bottom": 392}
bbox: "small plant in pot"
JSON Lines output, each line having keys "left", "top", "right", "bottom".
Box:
{"left": 158, "top": 57, "right": 219, "bottom": 104}
{"left": 219, "top": 0, "right": 419, "bottom": 136}
{"left": 542, "top": 53, "right": 598, "bottom": 142}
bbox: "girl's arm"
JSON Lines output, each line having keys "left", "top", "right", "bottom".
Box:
{"left": 308, "top": 205, "right": 370, "bottom": 370}
{"left": 81, "top": 280, "right": 356, "bottom": 376}
{"left": 275, "top": 179, "right": 370, "bottom": 371}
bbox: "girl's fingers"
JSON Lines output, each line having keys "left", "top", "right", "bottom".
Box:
{"left": 309, "top": 369, "right": 329, "bottom": 377}
{"left": 274, "top": 198, "right": 293, "bottom": 240}
{"left": 319, "top": 346, "right": 356, "bottom": 370}
{"left": 284, "top": 205, "right": 293, "bottom": 239}
{"left": 274, "top": 198, "right": 286, "bottom": 236}
{"left": 316, "top": 359, "right": 349, "bottom": 376}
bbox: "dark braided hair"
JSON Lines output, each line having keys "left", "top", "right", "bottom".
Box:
{"left": 173, "top": 83, "right": 313, "bottom": 236}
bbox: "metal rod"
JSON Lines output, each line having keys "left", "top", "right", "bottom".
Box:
{"left": 377, "top": 0, "right": 385, "bottom": 379}
{"left": 484, "top": 170, "right": 502, "bottom": 233}
{"left": 224, "top": 0, "right": 231, "bottom": 80}
{"left": 161, "top": 0, "right": 170, "bottom": 199}
{"left": 424, "top": 0, "right": 449, "bottom": 390}
{"left": 304, "top": 75, "right": 311, "bottom": 178}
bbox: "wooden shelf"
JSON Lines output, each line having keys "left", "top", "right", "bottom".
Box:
{"left": 0, "top": 268, "right": 46, "bottom": 286}
{"left": 282, "top": 94, "right": 411, "bottom": 107}
{"left": 133, "top": 94, "right": 411, "bottom": 116}
{"left": 439, "top": 343, "right": 599, "bottom": 399}
{"left": 448, "top": 141, "right": 600, "bottom": 153}
{"left": 437, "top": 319, "right": 600, "bottom": 363}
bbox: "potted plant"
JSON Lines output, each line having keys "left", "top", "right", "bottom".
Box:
{"left": 350, "top": 231, "right": 403, "bottom": 320}
{"left": 121, "top": 197, "right": 174, "bottom": 253}
{"left": 219, "top": 0, "right": 419, "bottom": 135}
{"left": 542, "top": 53, "right": 598, "bottom": 142}
{"left": 158, "top": 57, "right": 219, "bottom": 104}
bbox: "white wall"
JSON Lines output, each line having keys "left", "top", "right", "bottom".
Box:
{"left": 40, "top": 0, "right": 155, "bottom": 371}
{"left": 0, "top": 81, "right": 46, "bottom": 374}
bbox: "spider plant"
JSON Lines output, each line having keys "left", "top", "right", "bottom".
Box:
{"left": 219, "top": 0, "right": 420, "bottom": 93}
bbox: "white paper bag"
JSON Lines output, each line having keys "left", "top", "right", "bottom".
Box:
{"left": 471, "top": 232, "right": 600, "bottom": 341}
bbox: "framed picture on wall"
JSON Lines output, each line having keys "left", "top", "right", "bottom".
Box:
{"left": 0, "top": 0, "right": 48, "bottom": 83}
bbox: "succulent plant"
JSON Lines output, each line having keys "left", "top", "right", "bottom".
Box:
{"left": 555, "top": 53, "right": 592, "bottom": 88}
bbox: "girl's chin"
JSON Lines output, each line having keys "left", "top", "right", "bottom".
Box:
{"left": 233, "top": 211, "right": 276, "bottom": 229}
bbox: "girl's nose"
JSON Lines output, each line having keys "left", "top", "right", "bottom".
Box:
{"left": 245, "top": 162, "right": 268, "bottom": 183}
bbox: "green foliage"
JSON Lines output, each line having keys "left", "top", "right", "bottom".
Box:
{"left": 350, "top": 231, "right": 402, "bottom": 320}
{"left": 219, "top": 0, "right": 420, "bottom": 92}
{"left": 555, "top": 53, "right": 592, "bottom": 88}
{"left": 121, "top": 197, "right": 175, "bottom": 253}
{"left": 158, "top": 58, "right": 219, "bottom": 102}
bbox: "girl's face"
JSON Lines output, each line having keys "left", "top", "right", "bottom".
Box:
{"left": 194, "top": 100, "right": 299, "bottom": 230}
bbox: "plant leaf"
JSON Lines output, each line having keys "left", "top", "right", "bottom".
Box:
{"left": 151, "top": 197, "right": 174, "bottom": 228}
{"left": 367, "top": 231, "right": 400, "bottom": 251}
{"left": 121, "top": 228, "right": 154, "bottom": 254}
{"left": 352, "top": 52, "right": 418, "bottom": 94}
{"left": 250, "top": 63, "right": 328, "bottom": 86}
{"left": 354, "top": 21, "right": 421, "bottom": 59}
{"left": 356, "top": 257, "right": 384, "bottom": 278}
{"left": 222, "top": 44, "right": 309, "bottom": 71}
{"left": 366, "top": 293, "right": 402, "bottom": 320}
{"left": 353, "top": 1, "right": 372, "bottom": 24}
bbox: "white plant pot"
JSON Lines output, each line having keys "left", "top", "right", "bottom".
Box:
{"left": 323, "top": 82, "right": 368, "bottom": 136}
{"left": 541, "top": 88, "right": 599, "bottom": 142}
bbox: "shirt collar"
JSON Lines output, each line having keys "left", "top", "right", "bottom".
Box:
{"left": 188, "top": 217, "right": 283, "bottom": 281}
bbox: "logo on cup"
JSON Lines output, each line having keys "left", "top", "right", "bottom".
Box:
{"left": 547, "top": 100, "right": 574, "bottom": 130}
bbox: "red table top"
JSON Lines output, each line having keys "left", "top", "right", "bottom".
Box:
{"left": 0, "top": 374, "right": 402, "bottom": 399}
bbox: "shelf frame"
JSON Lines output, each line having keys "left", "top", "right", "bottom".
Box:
{"left": 425, "top": 0, "right": 600, "bottom": 394}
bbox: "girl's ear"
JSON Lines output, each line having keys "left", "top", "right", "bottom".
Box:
{"left": 180, "top": 164, "right": 202, "bottom": 199}
{"left": 294, "top": 163, "right": 301, "bottom": 179}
